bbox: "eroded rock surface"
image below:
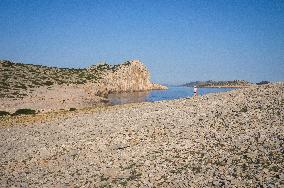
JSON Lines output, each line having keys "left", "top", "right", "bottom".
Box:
{"left": 86, "top": 60, "right": 167, "bottom": 96}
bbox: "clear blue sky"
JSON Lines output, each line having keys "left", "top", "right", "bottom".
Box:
{"left": 0, "top": 0, "right": 283, "bottom": 84}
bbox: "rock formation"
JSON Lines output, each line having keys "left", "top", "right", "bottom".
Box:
{"left": 0, "top": 59, "right": 167, "bottom": 98}
{"left": 87, "top": 60, "right": 167, "bottom": 96}
{"left": 0, "top": 59, "right": 167, "bottom": 112}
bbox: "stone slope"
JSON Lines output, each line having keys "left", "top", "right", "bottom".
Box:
{"left": 0, "top": 60, "right": 166, "bottom": 99}
{"left": 0, "top": 83, "right": 283, "bottom": 187}
{"left": 0, "top": 60, "right": 101, "bottom": 98}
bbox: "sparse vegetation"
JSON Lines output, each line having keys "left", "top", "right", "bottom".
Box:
{"left": 13, "top": 108, "right": 36, "bottom": 115}
{"left": 44, "top": 81, "right": 54, "bottom": 86}
{"left": 0, "top": 111, "right": 10, "bottom": 116}
{"left": 256, "top": 81, "right": 270, "bottom": 85}
{"left": 0, "top": 59, "right": 148, "bottom": 99}
{"left": 240, "top": 106, "right": 248, "bottom": 112}
{"left": 0, "top": 60, "right": 118, "bottom": 98}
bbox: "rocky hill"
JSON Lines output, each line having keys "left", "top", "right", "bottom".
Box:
{"left": 0, "top": 60, "right": 166, "bottom": 99}
{"left": 183, "top": 80, "right": 253, "bottom": 88}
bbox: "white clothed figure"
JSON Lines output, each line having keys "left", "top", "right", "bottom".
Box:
{"left": 193, "top": 86, "right": 198, "bottom": 96}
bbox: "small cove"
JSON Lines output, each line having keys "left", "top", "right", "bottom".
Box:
{"left": 108, "top": 86, "right": 237, "bottom": 105}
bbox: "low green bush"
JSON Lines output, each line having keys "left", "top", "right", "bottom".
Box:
{"left": 0, "top": 111, "right": 10, "bottom": 117}
{"left": 69, "top": 108, "right": 77, "bottom": 111}
{"left": 14, "top": 108, "right": 36, "bottom": 115}
{"left": 44, "top": 81, "right": 54, "bottom": 86}
{"left": 240, "top": 106, "right": 248, "bottom": 112}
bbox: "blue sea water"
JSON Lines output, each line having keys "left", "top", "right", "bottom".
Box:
{"left": 108, "top": 86, "right": 237, "bottom": 105}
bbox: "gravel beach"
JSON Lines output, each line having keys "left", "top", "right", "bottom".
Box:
{"left": 0, "top": 83, "right": 283, "bottom": 187}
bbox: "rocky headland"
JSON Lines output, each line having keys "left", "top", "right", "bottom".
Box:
{"left": 0, "top": 83, "right": 283, "bottom": 187}
{"left": 0, "top": 60, "right": 166, "bottom": 113}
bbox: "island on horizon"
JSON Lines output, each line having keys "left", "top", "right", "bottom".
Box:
{"left": 181, "top": 80, "right": 268, "bottom": 88}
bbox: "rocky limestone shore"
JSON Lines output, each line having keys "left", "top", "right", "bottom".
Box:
{"left": 0, "top": 60, "right": 167, "bottom": 113}
{"left": 86, "top": 60, "right": 167, "bottom": 96}
{"left": 0, "top": 83, "right": 283, "bottom": 187}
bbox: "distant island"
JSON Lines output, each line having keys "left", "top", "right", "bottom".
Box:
{"left": 182, "top": 80, "right": 255, "bottom": 88}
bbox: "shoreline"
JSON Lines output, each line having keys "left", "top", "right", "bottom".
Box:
{"left": 0, "top": 83, "right": 283, "bottom": 187}
{"left": 197, "top": 85, "right": 252, "bottom": 88}
{"left": 1, "top": 84, "right": 238, "bottom": 113}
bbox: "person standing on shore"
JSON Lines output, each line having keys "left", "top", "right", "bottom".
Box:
{"left": 194, "top": 86, "right": 198, "bottom": 96}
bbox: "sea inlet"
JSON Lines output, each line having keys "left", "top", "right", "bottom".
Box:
{"left": 108, "top": 86, "right": 237, "bottom": 105}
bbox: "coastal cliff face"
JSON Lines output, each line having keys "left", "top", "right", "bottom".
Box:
{"left": 87, "top": 60, "right": 167, "bottom": 96}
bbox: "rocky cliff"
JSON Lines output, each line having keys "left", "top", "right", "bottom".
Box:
{"left": 0, "top": 59, "right": 167, "bottom": 99}
{"left": 87, "top": 60, "right": 167, "bottom": 96}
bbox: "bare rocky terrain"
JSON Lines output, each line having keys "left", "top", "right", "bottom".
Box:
{"left": 0, "top": 83, "right": 283, "bottom": 187}
{"left": 0, "top": 60, "right": 166, "bottom": 113}
{"left": 0, "top": 85, "right": 106, "bottom": 113}
{"left": 0, "top": 60, "right": 101, "bottom": 99}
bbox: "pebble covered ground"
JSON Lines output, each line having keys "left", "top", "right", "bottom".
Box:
{"left": 0, "top": 83, "right": 283, "bottom": 187}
